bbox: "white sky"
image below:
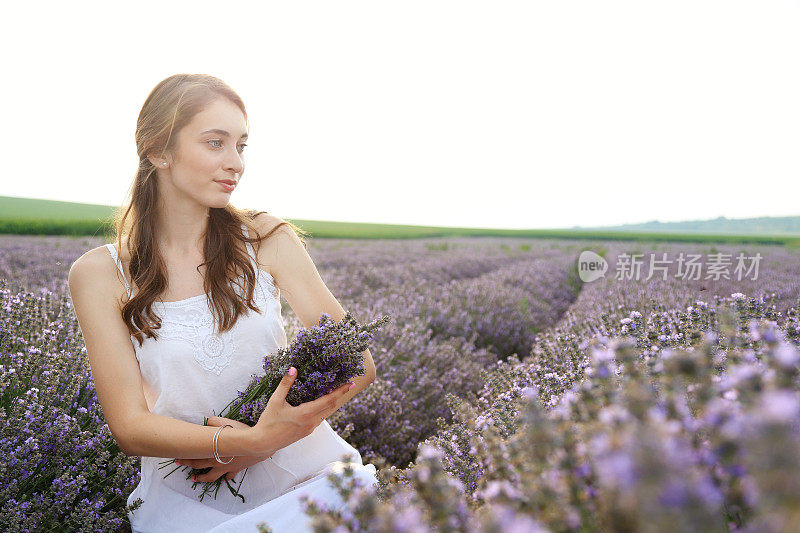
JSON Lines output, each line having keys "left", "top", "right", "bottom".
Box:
{"left": 2, "top": 1, "right": 797, "bottom": 230}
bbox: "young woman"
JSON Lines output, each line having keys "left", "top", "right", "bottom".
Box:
{"left": 68, "top": 74, "right": 378, "bottom": 532}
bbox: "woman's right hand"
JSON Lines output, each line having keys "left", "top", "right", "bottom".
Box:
{"left": 251, "top": 367, "right": 354, "bottom": 456}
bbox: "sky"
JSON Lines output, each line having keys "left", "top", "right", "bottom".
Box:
{"left": 2, "top": 1, "right": 797, "bottom": 230}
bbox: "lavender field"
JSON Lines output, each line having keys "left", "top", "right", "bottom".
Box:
{"left": 2, "top": 234, "right": 800, "bottom": 532}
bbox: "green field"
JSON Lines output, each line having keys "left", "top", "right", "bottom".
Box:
{"left": 1, "top": 195, "right": 797, "bottom": 246}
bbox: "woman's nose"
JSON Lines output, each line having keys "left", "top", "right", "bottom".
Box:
{"left": 225, "top": 153, "right": 244, "bottom": 175}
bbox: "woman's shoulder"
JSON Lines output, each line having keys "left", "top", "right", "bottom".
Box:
{"left": 248, "top": 212, "right": 309, "bottom": 284}
{"left": 250, "top": 212, "right": 292, "bottom": 238}
{"left": 68, "top": 242, "right": 131, "bottom": 309}
{"left": 71, "top": 241, "right": 127, "bottom": 275}
{"left": 82, "top": 237, "right": 131, "bottom": 260}
{"left": 250, "top": 212, "right": 308, "bottom": 251}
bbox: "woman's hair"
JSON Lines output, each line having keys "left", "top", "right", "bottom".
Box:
{"left": 111, "top": 73, "right": 310, "bottom": 347}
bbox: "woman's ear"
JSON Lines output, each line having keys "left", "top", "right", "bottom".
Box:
{"left": 146, "top": 152, "right": 171, "bottom": 168}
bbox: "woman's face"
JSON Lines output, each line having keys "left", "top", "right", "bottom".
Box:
{"left": 159, "top": 98, "right": 248, "bottom": 209}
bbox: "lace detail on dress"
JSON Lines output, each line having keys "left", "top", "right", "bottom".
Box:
{"left": 152, "top": 275, "right": 276, "bottom": 376}
{"left": 155, "top": 300, "right": 243, "bottom": 375}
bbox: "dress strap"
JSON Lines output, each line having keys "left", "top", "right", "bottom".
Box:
{"left": 241, "top": 223, "right": 271, "bottom": 302}
{"left": 105, "top": 243, "right": 132, "bottom": 298}
{"left": 240, "top": 223, "right": 260, "bottom": 273}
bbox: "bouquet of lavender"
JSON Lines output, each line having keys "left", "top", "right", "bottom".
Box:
{"left": 159, "top": 310, "right": 390, "bottom": 502}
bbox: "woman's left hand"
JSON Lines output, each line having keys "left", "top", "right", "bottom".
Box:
{"left": 174, "top": 416, "right": 273, "bottom": 483}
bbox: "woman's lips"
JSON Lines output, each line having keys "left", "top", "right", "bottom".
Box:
{"left": 216, "top": 181, "right": 235, "bottom": 192}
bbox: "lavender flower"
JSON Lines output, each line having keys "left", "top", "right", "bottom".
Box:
{"left": 163, "top": 310, "right": 390, "bottom": 501}
{"left": 225, "top": 311, "right": 390, "bottom": 425}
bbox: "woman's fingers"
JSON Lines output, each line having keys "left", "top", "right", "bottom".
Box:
{"left": 224, "top": 470, "right": 242, "bottom": 480}
{"left": 317, "top": 382, "right": 354, "bottom": 418}
{"left": 177, "top": 458, "right": 249, "bottom": 480}
{"left": 175, "top": 458, "right": 218, "bottom": 469}
{"left": 302, "top": 382, "right": 354, "bottom": 418}
{"left": 297, "top": 383, "right": 354, "bottom": 431}
{"left": 193, "top": 466, "right": 228, "bottom": 483}
{"left": 175, "top": 458, "right": 211, "bottom": 469}
{"left": 193, "top": 466, "right": 245, "bottom": 482}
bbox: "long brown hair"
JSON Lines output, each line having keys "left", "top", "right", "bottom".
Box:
{"left": 112, "top": 73, "right": 309, "bottom": 346}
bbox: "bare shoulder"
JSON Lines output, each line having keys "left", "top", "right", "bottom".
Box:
{"left": 68, "top": 245, "right": 128, "bottom": 310}
{"left": 249, "top": 212, "right": 307, "bottom": 282}
{"left": 251, "top": 212, "right": 304, "bottom": 252}
{"left": 251, "top": 212, "right": 296, "bottom": 239}
{"left": 68, "top": 245, "right": 113, "bottom": 284}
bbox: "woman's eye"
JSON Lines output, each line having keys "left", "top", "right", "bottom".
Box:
{"left": 207, "top": 140, "right": 246, "bottom": 152}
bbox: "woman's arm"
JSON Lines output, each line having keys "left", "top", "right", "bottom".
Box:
{"left": 68, "top": 248, "right": 267, "bottom": 458}
{"left": 122, "top": 411, "right": 262, "bottom": 459}
{"left": 254, "top": 213, "right": 378, "bottom": 389}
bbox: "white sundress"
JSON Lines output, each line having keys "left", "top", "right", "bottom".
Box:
{"left": 104, "top": 224, "right": 378, "bottom": 533}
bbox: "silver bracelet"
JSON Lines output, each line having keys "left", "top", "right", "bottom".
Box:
{"left": 213, "top": 424, "right": 234, "bottom": 464}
